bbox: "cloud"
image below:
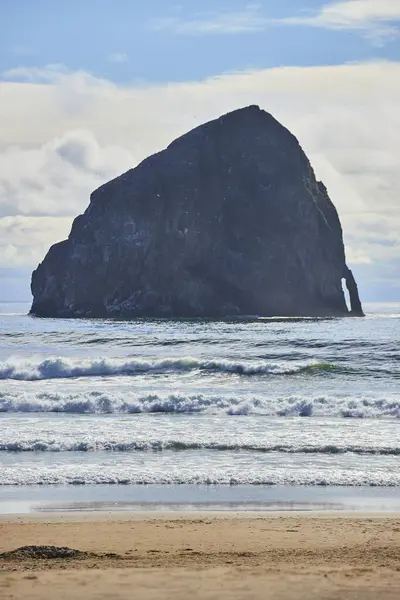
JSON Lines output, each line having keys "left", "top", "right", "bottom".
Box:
{"left": 2, "top": 63, "right": 70, "bottom": 83}
{"left": 1, "top": 60, "right": 399, "bottom": 300}
{"left": 301, "top": 0, "right": 400, "bottom": 28}
{"left": 0, "top": 129, "right": 135, "bottom": 218}
{"left": 152, "top": 1, "right": 400, "bottom": 44}
{"left": 284, "top": 0, "right": 400, "bottom": 44}
{"left": 0, "top": 216, "right": 72, "bottom": 269}
{"left": 0, "top": 128, "right": 135, "bottom": 284}
{"left": 152, "top": 4, "right": 271, "bottom": 35}
{"left": 107, "top": 52, "right": 128, "bottom": 63}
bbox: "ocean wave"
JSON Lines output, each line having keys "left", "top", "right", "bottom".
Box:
{"left": 1, "top": 469, "right": 398, "bottom": 487}
{"left": 0, "top": 355, "right": 369, "bottom": 381}
{"left": 0, "top": 390, "right": 399, "bottom": 418}
{"left": 1, "top": 439, "right": 399, "bottom": 455}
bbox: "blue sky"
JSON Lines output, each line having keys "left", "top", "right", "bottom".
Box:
{"left": 2, "top": 0, "right": 400, "bottom": 82}
{"left": 1, "top": 0, "right": 400, "bottom": 301}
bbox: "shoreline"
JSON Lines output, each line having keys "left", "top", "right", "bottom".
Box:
{"left": 2, "top": 508, "right": 400, "bottom": 523}
{"left": 2, "top": 483, "right": 400, "bottom": 516}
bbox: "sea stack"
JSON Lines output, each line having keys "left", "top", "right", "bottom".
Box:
{"left": 30, "top": 106, "right": 364, "bottom": 318}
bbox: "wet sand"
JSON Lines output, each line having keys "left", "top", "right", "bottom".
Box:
{"left": 1, "top": 512, "right": 400, "bottom": 599}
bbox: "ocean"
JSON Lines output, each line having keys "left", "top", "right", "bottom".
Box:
{"left": 0, "top": 301, "right": 399, "bottom": 513}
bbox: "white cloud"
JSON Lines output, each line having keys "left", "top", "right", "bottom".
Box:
{"left": 0, "top": 128, "right": 135, "bottom": 280}
{"left": 284, "top": 0, "right": 400, "bottom": 44}
{"left": 2, "top": 63, "right": 70, "bottom": 83}
{"left": 0, "top": 129, "right": 135, "bottom": 218}
{"left": 152, "top": 4, "right": 270, "bottom": 35}
{"left": 152, "top": 1, "right": 400, "bottom": 44}
{"left": 1, "top": 60, "right": 399, "bottom": 300}
{"left": 0, "top": 216, "right": 72, "bottom": 268}
{"left": 306, "top": 0, "right": 400, "bottom": 27}
{"left": 107, "top": 52, "right": 128, "bottom": 63}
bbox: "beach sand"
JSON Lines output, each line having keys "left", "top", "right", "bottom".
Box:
{"left": 1, "top": 512, "right": 400, "bottom": 599}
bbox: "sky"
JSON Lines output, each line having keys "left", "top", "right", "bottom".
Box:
{"left": 1, "top": 0, "right": 400, "bottom": 302}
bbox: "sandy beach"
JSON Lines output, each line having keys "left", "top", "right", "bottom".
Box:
{"left": 0, "top": 511, "right": 399, "bottom": 599}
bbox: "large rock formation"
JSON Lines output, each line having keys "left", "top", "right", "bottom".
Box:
{"left": 30, "top": 105, "right": 363, "bottom": 318}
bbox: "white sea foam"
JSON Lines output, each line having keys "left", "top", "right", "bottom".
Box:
{"left": 1, "top": 463, "right": 398, "bottom": 487}
{"left": 0, "top": 390, "right": 399, "bottom": 418}
{"left": 1, "top": 439, "right": 398, "bottom": 455}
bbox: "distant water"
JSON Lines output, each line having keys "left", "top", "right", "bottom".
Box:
{"left": 0, "top": 301, "right": 399, "bottom": 490}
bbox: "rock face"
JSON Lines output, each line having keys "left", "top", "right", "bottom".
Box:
{"left": 30, "top": 105, "right": 364, "bottom": 318}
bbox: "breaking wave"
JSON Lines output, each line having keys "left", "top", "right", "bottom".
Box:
{"left": 0, "top": 390, "right": 399, "bottom": 418}
{"left": 1, "top": 439, "right": 399, "bottom": 455}
{"left": 0, "top": 355, "right": 379, "bottom": 381}
{"left": 1, "top": 469, "right": 398, "bottom": 487}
